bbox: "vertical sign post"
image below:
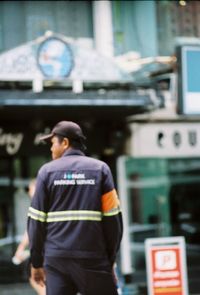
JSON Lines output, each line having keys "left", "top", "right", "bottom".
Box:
{"left": 145, "top": 237, "right": 188, "bottom": 295}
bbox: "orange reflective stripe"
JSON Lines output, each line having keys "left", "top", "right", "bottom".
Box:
{"left": 101, "top": 189, "right": 120, "bottom": 213}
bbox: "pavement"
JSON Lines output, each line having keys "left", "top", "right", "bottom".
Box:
{"left": 0, "top": 283, "right": 36, "bottom": 295}
{"left": 0, "top": 282, "right": 138, "bottom": 295}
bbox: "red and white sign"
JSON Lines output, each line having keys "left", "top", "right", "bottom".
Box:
{"left": 145, "top": 237, "right": 188, "bottom": 295}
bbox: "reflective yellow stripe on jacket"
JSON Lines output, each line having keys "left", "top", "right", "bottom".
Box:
{"left": 103, "top": 207, "right": 121, "bottom": 217}
{"left": 47, "top": 210, "right": 102, "bottom": 222}
{"left": 28, "top": 207, "right": 102, "bottom": 222}
{"left": 101, "top": 189, "right": 121, "bottom": 217}
{"left": 28, "top": 207, "right": 47, "bottom": 222}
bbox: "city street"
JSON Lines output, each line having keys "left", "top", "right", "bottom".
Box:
{"left": 0, "top": 283, "right": 35, "bottom": 295}
{"left": 0, "top": 282, "right": 137, "bottom": 295}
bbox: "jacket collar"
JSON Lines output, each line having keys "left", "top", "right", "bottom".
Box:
{"left": 62, "top": 148, "right": 85, "bottom": 157}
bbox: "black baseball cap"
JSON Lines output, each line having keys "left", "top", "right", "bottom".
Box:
{"left": 40, "top": 121, "right": 86, "bottom": 142}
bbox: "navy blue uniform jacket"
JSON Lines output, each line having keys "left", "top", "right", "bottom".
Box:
{"left": 27, "top": 148, "right": 123, "bottom": 268}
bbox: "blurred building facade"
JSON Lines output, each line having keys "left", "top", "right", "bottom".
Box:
{"left": 1, "top": 0, "right": 200, "bottom": 293}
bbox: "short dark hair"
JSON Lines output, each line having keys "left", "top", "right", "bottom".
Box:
{"left": 56, "top": 135, "right": 86, "bottom": 151}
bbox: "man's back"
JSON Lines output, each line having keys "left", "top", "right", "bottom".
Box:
{"left": 27, "top": 120, "right": 122, "bottom": 295}
{"left": 28, "top": 148, "right": 121, "bottom": 261}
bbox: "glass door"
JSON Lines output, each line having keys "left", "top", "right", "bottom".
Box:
{"left": 117, "top": 156, "right": 170, "bottom": 277}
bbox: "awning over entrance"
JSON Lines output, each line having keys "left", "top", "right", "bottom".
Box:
{"left": 0, "top": 89, "right": 153, "bottom": 120}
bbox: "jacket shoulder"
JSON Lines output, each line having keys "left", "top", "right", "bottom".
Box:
{"left": 83, "top": 156, "right": 110, "bottom": 170}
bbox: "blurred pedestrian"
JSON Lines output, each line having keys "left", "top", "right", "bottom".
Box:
{"left": 13, "top": 179, "right": 46, "bottom": 295}
{"left": 27, "top": 121, "right": 123, "bottom": 295}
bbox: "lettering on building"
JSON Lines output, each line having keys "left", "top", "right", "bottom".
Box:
{"left": 0, "top": 126, "right": 51, "bottom": 155}
{"left": 130, "top": 123, "right": 200, "bottom": 157}
{"left": 157, "top": 130, "right": 197, "bottom": 148}
{"left": 0, "top": 128, "right": 24, "bottom": 155}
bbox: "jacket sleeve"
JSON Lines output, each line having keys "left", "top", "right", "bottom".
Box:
{"left": 27, "top": 168, "right": 48, "bottom": 268}
{"left": 101, "top": 164, "right": 123, "bottom": 265}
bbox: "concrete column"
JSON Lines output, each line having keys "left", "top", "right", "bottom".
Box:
{"left": 92, "top": 0, "right": 114, "bottom": 57}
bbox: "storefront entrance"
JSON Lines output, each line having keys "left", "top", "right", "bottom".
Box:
{"left": 117, "top": 156, "right": 200, "bottom": 293}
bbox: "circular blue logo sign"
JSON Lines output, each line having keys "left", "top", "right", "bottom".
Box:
{"left": 37, "top": 37, "right": 74, "bottom": 78}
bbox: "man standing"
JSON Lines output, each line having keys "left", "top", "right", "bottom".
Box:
{"left": 27, "top": 121, "right": 123, "bottom": 295}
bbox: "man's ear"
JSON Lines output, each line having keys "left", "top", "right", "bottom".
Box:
{"left": 62, "top": 138, "right": 70, "bottom": 150}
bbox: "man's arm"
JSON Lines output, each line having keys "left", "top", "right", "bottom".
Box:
{"left": 13, "top": 231, "right": 29, "bottom": 264}
{"left": 102, "top": 190, "right": 123, "bottom": 265}
{"left": 101, "top": 164, "right": 123, "bottom": 265}
{"left": 27, "top": 170, "right": 48, "bottom": 270}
